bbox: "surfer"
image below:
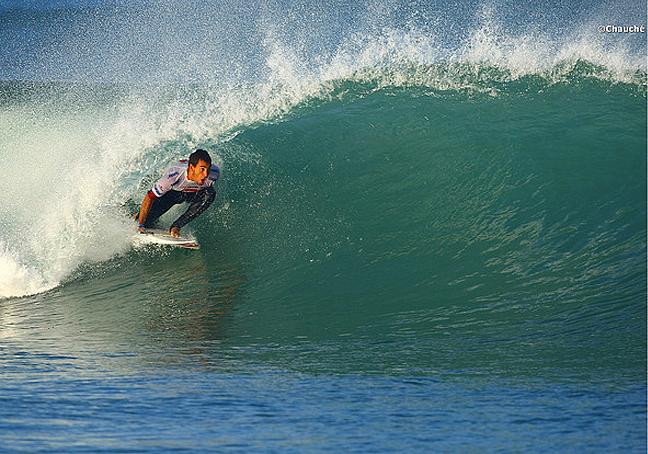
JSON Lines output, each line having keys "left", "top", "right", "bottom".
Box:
{"left": 136, "top": 149, "right": 220, "bottom": 238}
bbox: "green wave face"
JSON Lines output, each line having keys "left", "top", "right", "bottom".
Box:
{"left": 193, "top": 80, "right": 646, "bottom": 373}
{"left": 4, "top": 74, "right": 644, "bottom": 379}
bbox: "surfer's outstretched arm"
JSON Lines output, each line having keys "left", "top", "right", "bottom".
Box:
{"left": 137, "top": 191, "right": 156, "bottom": 231}
{"left": 170, "top": 186, "right": 216, "bottom": 232}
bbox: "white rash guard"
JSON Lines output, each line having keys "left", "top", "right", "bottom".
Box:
{"left": 151, "top": 160, "right": 220, "bottom": 198}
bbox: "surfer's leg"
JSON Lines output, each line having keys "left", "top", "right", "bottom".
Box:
{"left": 144, "top": 191, "right": 186, "bottom": 227}
{"left": 171, "top": 186, "right": 216, "bottom": 229}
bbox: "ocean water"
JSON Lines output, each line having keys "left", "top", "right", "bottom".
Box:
{"left": 0, "top": 0, "right": 646, "bottom": 451}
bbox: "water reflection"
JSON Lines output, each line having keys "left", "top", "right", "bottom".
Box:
{"left": 0, "top": 248, "right": 245, "bottom": 372}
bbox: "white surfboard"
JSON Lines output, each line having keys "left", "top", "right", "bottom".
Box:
{"left": 133, "top": 228, "right": 200, "bottom": 250}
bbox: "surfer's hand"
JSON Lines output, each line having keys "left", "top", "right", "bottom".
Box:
{"left": 137, "top": 225, "right": 146, "bottom": 233}
{"left": 170, "top": 227, "right": 180, "bottom": 238}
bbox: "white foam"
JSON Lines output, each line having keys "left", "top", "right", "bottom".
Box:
{"left": 0, "top": 244, "right": 56, "bottom": 299}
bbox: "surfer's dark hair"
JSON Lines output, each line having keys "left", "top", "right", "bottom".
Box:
{"left": 188, "top": 149, "right": 212, "bottom": 167}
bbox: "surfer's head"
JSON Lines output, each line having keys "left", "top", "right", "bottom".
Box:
{"left": 187, "top": 149, "right": 212, "bottom": 185}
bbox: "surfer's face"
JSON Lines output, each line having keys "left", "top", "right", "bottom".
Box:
{"left": 188, "top": 159, "right": 210, "bottom": 184}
